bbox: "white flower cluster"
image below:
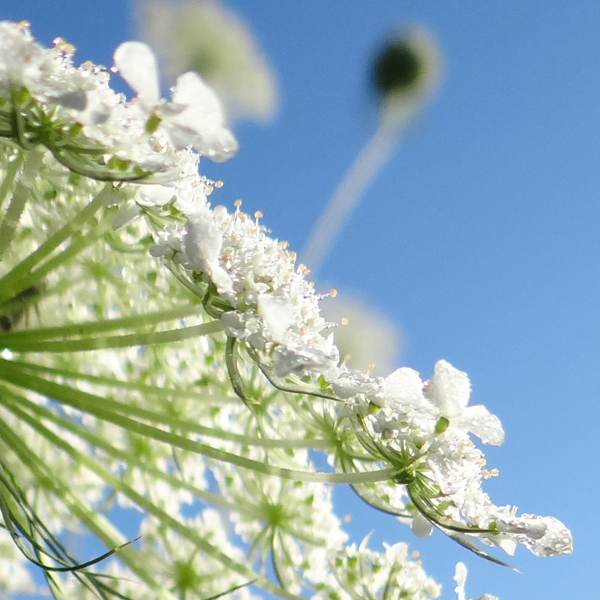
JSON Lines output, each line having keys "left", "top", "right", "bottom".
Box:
{"left": 152, "top": 178, "right": 572, "bottom": 559}
{"left": 152, "top": 203, "right": 341, "bottom": 381}
{"left": 0, "top": 20, "right": 235, "bottom": 186}
{"left": 313, "top": 538, "right": 442, "bottom": 600}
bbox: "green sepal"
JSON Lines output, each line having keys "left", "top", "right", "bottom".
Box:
{"left": 434, "top": 416, "right": 449, "bottom": 434}
{"left": 145, "top": 113, "right": 162, "bottom": 134}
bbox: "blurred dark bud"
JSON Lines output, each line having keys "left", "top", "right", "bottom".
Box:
{"left": 373, "top": 40, "right": 423, "bottom": 96}
{"left": 371, "top": 26, "right": 441, "bottom": 125}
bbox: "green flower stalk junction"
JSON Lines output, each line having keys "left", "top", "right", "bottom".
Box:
{"left": 0, "top": 20, "right": 571, "bottom": 600}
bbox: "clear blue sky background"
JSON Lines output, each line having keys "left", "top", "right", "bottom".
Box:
{"left": 2, "top": 1, "right": 597, "bottom": 599}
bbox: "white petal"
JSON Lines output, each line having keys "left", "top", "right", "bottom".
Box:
{"left": 78, "top": 90, "right": 111, "bottom": 126}
{"left": 257, "top": 294, "right": 294, "bottom": 342}
{"left": 48, "top": 90, "right": 87, "bottom": 111}
{"left": 424, "top": 359, "right": 471, "bottom": 416}
{"left": 114, "top": 41, "right": 160, "bottom": 103}
{"left": 383, "top": 367, "right": 426, "bottom": 408}
{"left": 199, "top": 127, "right": 239, "bottom": 162}
{"left": 332, "top": 370, "right": 381, "bottom": 399}
{"left": 221, "top": 311, "right": 246, "bottom": 336}
{"left": 184, "top": 210, "right": 222, "bottom": 271}
{"left": 411, "top": 515, "right": 434, "bottom": 538}
{"left": 273, "top": 345, "right": 338, "bottom": 380}
{"left": 184, "top": 211, "right": 234, "bottom": 297}
{"left": 458, "top": 405, "right": 505, "bottom": 446}
{"left": 169, "top": 72, "right": 238, "bottom": 160}
{"left": 209, "top": 265, "right": 235, "bottom": 297}
{"left": 527, "top": 516, "right": 573, "bottom": 557}
{"left": 172, "top": 71, "right": 224, "bottom": 126}
{"left": 137, "top": 184, "right": 175, "bottom": 207}
{"left": 500, "top": 514, "right": 573, "bottom": 557}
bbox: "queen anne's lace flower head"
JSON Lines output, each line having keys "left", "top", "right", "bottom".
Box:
{"left": 151, "top": 186, "right": 573, "bottom": 561}
{"left": 148, "top": 163, "right": 573, "bottom": 560}
{"left": 0, "top": 17, "right": 573, "bottom": 600}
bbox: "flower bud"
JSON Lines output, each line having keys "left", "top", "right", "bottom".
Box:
{"left": 371, "top": 26, "right": 441, "bottom": 123}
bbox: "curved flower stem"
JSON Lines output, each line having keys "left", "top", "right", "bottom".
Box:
{"left": 49, "top": 147, "right": 153, "bottom": 183}
{"left": 0, "top": 184, "right": 113, "bottom": 304}
{"left": 226, "top": 336, "right": 251, "bottom": 405}
{"left": 0, "top": 363, "right": 398, "bottom": 485}
{"left": 245, "top": 345, "right": 340, "bottom": 402}
{"left": 1, "top": 320, "right": 224, "bottom": 352}
{"left": 257, "top": 362, "right": 339, "bottom": 402}
{"left": 300, "top": 121, "right": 401, "bottom": 276}
{"left": 0, "top": 462, "right": 137, "bottom": 573}
{"left": 0, "top": 403, "right": 306, "bottom": 600}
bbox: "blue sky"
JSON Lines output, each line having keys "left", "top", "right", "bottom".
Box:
{"left": 2, "top": 1, "right": 597, "bottom": 598}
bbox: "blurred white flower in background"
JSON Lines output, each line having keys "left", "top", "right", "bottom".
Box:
{"left": 135, "top": 0, "right": 278, "bottom": 122}
{"left": 321, "top": 291, "right": 402, "bottom": 376}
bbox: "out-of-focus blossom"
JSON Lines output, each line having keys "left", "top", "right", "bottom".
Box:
{"left": 136, "top": 0, "right": 278, "bottom": 122}
{"left": 321, "top": 291, "right": 402, "bottom": 376}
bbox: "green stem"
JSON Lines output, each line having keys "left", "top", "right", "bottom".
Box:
{"left": 0, "top": 151, "right": 24, "bottom": 212}
{"left": 2, "top": 355, "right": 223, "bottom": 399}
{"left": 0, "top": 210, "right": 116, "bottom": 307}
{"left": 0, "top": 362, "right": 396, "bottom": 485}
{"left": 1, "top": 320, "right": 224, "bottom": 352}
{"left": 0, "top": 305, "right": 204, "bottom": 342}
{"left": 0, "top": 149, "right": 47, "bottom": 263}
{"left": 300, "top": 122, "right": 401, "bottom": 277}
{"left": 0, "top": 169, "right": 33, "bottom": 258}
{"left": 4, "top": 360, "right": 329, "bottom": 449}
{"left": 0, "top": 185, "right": 112, "bottom": 304}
